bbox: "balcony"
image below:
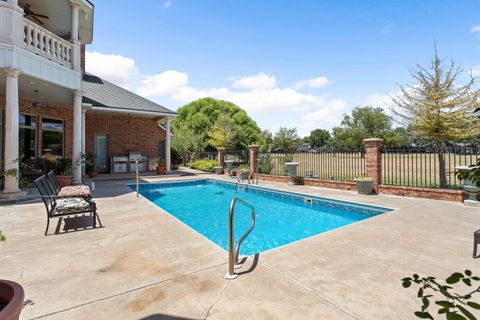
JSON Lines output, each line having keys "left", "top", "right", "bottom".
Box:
{"left": 23, "top": 17, "right": 73, "bottom": 69}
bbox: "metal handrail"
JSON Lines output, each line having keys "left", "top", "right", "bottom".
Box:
{"left": 136, "top": 160, "right": 139, "bottom": 197}
{"left": 226, "top": 197, "right": 256, "bottom": 280}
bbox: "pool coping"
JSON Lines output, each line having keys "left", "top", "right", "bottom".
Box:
{"left": 128, "top": 177, "right": 396, "bottom": 212}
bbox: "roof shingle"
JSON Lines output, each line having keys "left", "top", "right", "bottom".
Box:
{"left": 82, "top": 73, "right": 176, "bottom": 115}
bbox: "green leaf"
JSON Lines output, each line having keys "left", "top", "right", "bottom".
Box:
{"left": 471, "top": 276, "right": 480, "bottom": 281}
{"left": 402, "top": 279, "right": 412, "bottom": 288}
{"left": 418, "top": 288, "right": 424, "bottom": 297}
{"left": 446, "top": 312, "right": 468, "bottom": 320}
{"left": 465, "top": 270, "right": 472, "bottom": 277}
{"left": 415, "top": 311, "right": 434, "bottom": 319}
{"left": 447, "top": 273, "right": 464, "bottom": 284}
{"left": 436, "top": 301, "right": 455, "bottom": 308}
{"left": 422, "top": 297, "right": 430, "bottom": 311}
{"left": 457, "top": 305, "right": 477, "bottom": 320}
{"left": 467, "top": 302, "right": 480, "bottom": 310}
{"left": 462, "top": 278, "right": 472, "bottom": 286}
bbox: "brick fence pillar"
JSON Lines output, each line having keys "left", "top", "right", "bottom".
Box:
{"left": 364, "top": 138, "right": 383, "bottom": 194}
{"left": 217, "top": 148, "right": 225, "bottom": 168}
{"left": 249, "top": 145, "right": 260, "bottom": 174}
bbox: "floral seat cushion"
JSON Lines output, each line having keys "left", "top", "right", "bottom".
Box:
{"left": 58, "top": 185, "right": 91, "bottom": 197}
{"left": 55, "top": 198, "right": 91, "bottom": 212}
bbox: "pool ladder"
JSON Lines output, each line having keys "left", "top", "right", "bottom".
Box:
{"left": 226, "top": 197, "right": 256, "bottom": 280}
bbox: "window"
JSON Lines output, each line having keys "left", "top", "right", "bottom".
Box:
{"left": 42, "top": 118, "right": 64, "bottom": 159}
{"left": 19, "top": 114, "right": 37, "bottom": 159}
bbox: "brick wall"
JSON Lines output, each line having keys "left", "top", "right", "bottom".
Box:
{"left": 85, "top": 111, "right": 166, "bottom": 161}
{"left": 1, "top": 94, "right": 166, "bottom": 165}
{"left": 0, "top": 95, "right": 74, "bottom": 158}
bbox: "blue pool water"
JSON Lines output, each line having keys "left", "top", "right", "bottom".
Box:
{"left": 132, "top": 179, "right": 392, "bottom": 255}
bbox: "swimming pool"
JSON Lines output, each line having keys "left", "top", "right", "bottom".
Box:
{"left": 132, "top": 179, "right": 393, "bottom": 255}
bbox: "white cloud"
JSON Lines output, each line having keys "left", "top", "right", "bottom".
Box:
{"left": 297, "top": 98, "right": 347, "bottom": 136}
{"left": 85, "top": 51, "right": 348, "bottom": 135}
{"left": 472, "top": 66, "right": 480, "bottom": 77}
{"left": 472, "top": 25, "right": 480, "bottom": 33}
{"left": 85, "top": 51, "right": 139, "bottom": 89}
{"left": 230, "top": 72, "right": 277, "bottom": 90}
{"left": 138, "top": 71, "right": 189, "bottom": 96}
{"left": 293, "top": 76, "right": 332, "bottom": 89}
{"left": 163, "top": 1, "right": 172, "bottom": 8}
{"left": 363, "top": 93, "right": 393, "bottom": 108}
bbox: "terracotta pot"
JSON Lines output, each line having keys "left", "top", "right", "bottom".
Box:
{"left": 0, "top": 279, "right": 25, "bottom": 320}
{"left": 156, "top": 166, "right": 166, "bottom": 175}
{"left": 56, "top": 175, "right": 72, "bottom": 188}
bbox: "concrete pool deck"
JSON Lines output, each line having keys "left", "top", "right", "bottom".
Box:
{"left": 0, "top": 174, "right": 479, "bottom": 319}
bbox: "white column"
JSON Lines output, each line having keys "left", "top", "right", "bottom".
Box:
{"left": 81, "top": 108, "right": 86, "bottom": 176}
{"left": 3, "top": 69, "right": 21, "bottom": 194}
{"left": 165, "top": 118, "right": 171, "bottom": 173}
{"left": 70, "top": 3, "right": 79, "bottom": 41}
{"left": 72, "top": 90, "right": 82, "bottom": 184}
{"left": 70, "top": 3, "right": 81, "bottom": 71}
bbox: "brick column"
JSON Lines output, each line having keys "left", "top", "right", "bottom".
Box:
{"left": 364, "top": 138, "right": 383, "bottom": 194}
{"left": 217, "top": 148, "right": 225, "bottom": 168}
{"left": 249, "top": 145, "right": 260, "bottom": 174}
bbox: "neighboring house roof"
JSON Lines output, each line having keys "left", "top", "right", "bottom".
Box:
{"left": 82, "top": 73, "right": 176, "bottom": 116}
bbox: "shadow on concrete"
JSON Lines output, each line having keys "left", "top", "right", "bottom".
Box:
{"left": 237, "top": 253, "right": 260, "bottom": 276}
{"left": 139, "top": 314, "right": 196, "bottom": 320}
{"left": 50, "top": 213, "right": 104, "bottom": 235}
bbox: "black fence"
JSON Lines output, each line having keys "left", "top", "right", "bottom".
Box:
{"left": 382, "top": 145, "right": 480, "bottom": 189}
{"left": 258, "top": 148, "right": 366, "bottom": 181}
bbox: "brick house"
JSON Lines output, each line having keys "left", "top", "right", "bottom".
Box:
{"left": 0, "top": 0, "right": 175, "bottom": 198}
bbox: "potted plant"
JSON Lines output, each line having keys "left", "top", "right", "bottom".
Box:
{"left": 292, "top": 176, "right": 305, "bottom": 185}
{"left": 0, "top": 231, "right": 25, "bottom": 320}
{"left": 354, "top": 176, "right": 375, "bottom": 195}
{"left": 84, "top": 153, "right": 97, "bottom": 178}
{"left": 56, "top": 164, "right": 73, "bottom": 188}
{"left": 156, "top": 159, "right": 166, "bottom": 175}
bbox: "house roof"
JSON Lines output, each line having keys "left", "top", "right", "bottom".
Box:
{"left": 82, "top": 73, "right": 176, "bottom": 116}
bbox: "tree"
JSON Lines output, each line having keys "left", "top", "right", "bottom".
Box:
{"left": 330, "top": 106, "right": 407, "bottom": 149}
{"left": 272, "top": 127, "right": 300, "bottom": 151}
{"left": 207, "top": 113, "right": 238, "bottom": 149}
{"left": 171, "top": 125, "right": 197, "bottom": 164}
{"left": 392, "top": 50, "right": 480, "bottom": 188}
{"left": 172, "top": 98, "right": 262, "bottom": 153}
{"left": 305, "top": 129, "right": 331, "bottom": 148}
{"left": 259, "top": 130, "right": 273, "bottom": 152}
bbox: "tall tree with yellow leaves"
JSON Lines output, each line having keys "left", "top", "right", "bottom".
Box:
{"left": 392, "top": 50, "right": 480, "bottom": 188}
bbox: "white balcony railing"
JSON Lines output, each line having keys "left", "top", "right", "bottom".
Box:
{"left": 23, "top": 18, "right": 73, "bottom": 68}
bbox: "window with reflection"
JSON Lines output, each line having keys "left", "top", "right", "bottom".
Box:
{"left": 19, "top": 114, "right": 37, "bottom": 159}
{"left": 42, "top": 118, "right": 64, "bottom": 159}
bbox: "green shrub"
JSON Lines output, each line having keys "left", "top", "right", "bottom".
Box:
{"left": 187, "top": 160, "right": 218, "bottom": 172}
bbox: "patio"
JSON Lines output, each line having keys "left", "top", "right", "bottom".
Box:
{"left": 0, "top": 174, "right": 478, "bottom": 319}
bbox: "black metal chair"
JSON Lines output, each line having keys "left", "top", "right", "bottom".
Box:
{"left": 35, "top": 175, "right": 98, "bottom": 235}
{"left": 474, "top": 229, "right": 480, "bottom": 258}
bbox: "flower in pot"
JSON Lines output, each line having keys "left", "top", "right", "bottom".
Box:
{"left": 354, "top": 176, "right": 375, "bottom": 195}
{"left": 0, "top": 232, "right": 25, "bottom": 320}
{"left": 156, "top": 159, "right": 166, "bottom": 175}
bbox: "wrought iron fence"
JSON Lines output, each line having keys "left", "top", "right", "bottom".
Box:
{"left": 382, "top": 145, "right": 480, "bottom": 189}
{"left": 225, "top": 150, "right": 248, "bottom": 164}
{"left": 258, "top": 148, "right": 366, "bottom": 181}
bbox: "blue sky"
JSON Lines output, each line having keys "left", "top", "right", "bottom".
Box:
{"left": 86, "top": 0, "right": 480, "bottom": 136}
